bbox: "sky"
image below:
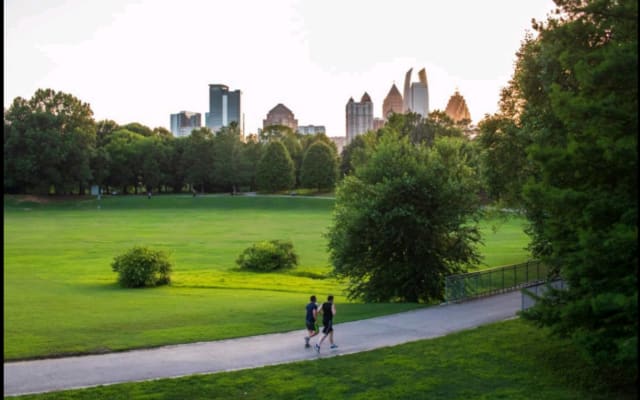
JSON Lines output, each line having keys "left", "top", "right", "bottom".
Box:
{"left": 4, "top": 0, "right": 557, "bottom": 136}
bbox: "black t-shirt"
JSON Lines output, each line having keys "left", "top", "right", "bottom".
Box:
{"left": 321, "top": 302, "right": 333, "bottom": 323}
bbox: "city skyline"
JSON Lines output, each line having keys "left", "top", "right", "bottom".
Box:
{"left": 4, "top": 0, "right": 556, "bottom": 136}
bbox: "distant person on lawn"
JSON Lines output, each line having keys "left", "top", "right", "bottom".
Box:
{"left": 304, "top": 295, "right": 319, "bottom": 348}
{"left": 315, "top": 295, "right": 337, "bottom": 352}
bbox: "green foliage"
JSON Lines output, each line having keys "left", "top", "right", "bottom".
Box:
{"left": 236, "top": 240, "right": 298, "bottom": 272}
{"left": 111, "top": 246, "right": 173, "bottom": 288}
{"left": 505, "top": 0, "right": 638, "bottom": 376}
{"left": 4, "top": 88, "right": 96, "bottom": 194}
{"left": 300, "top": 141, "right": 338, "bottom": 190}
{"left": 327, "top": 132, "right": 482, "bottom": 302}
{"left": 256, "top": 141, "right": 295, "bottom": 192}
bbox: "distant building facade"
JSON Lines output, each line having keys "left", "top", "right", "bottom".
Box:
{"left": 444, "top": 89, "right": 471, "bottom": 123}
{"left": 263, "top": 103, "right": 298, "bottom": 131}
{"left": 205, "top": 84, "right": 242, "bottom": 134}
{"left": 170, "top": 111, "right": 201, "bottom": 137}
{"left": 346, "top": 92, "right": 374, "bottom": 144}
{"left": 382, "top": 83, "right": 403, "bottom": 120}
{"left": 298, "top": 125, "right": 326, "bottom": 135}
{"left": 403, "top": 68, "right": 429, "bottom": 117}
{"left": 330, "top": 136, "right": 346, "bottom": 154}
{"left": 373, "top": 118, "right": 385, "bottom": 130}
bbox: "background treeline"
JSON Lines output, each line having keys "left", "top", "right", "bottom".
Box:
{"left": 3, "top": 90, "right": 472, "bottom": 196}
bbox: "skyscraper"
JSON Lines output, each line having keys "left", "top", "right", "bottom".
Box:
{"left": 382, "top": 83, "right": 403, "bottom": 120}
{"left": 170, "top": 111, "right": 201, "bottom": 137}
{"left": 346, "top": 92, "right": 374, "bottom": 144}
{"left": 444, "top": 89, "right": 471, "bottom": 123}
{"left": 205, "top": 84, "right": 242, "bottom": 134}
{"left": 402, "top": 68, "right": 429, "bottom": 117}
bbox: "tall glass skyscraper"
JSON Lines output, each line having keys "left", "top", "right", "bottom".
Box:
{"left": 346, "top": 92, "right": 374, "bottom": 144}
{"left": 205, "top": 84, "right": 242, "bottom": 134}
{"left": 402, "top": 68, "right": 429, "bottom": 118}
{"left": 170, "top": 111, "right": 201, "bottom": 137}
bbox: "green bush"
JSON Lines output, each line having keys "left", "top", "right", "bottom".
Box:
{"left": 236, "top": 240, "right": 298, "bottom": 272}
{"left": 111, "top": 246, "right": 172, "bottom": 288}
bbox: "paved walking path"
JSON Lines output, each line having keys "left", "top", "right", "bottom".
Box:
{"left": 4, "top": 291, "right": 522, "bottom": 397}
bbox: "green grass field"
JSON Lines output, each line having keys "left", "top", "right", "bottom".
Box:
{"left": 4, "top": 194, "right": 532, "bottom": 360}
{"left": 11, "top": 318, "right": 634, "bottom": 400}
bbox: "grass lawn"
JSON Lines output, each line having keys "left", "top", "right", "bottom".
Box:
{"left": 11, "top": 318, "right": 635, "bottom": 400}
{"left": 4, "top": 194, "right": 531, "bottom": 360}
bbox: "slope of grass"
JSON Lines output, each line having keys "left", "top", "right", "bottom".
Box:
{"left": 4, "top": 195, "right": 531, "bottom": 360}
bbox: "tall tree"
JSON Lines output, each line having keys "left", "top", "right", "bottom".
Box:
{"left": 327, "top": 132, "right": 482, "bottom": 302}
{"left": 4, "top": 89, "right": 96, "bottom": 194}
{"left": 512, "top": 0, "right": 638, "bottom": 378}
{"left": 300, "top": 141, "right": 338, "bottom": 191}
{"left": 256, "top": 141, "right": 295, "bottom": 192}
{"left": 183, "top": 127, "right": 215, "bottom": 193}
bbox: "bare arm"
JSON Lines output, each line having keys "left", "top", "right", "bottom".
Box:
{"left": 331, "top": 304, "right": 336, "bottom": 316}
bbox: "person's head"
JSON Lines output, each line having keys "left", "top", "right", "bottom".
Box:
{"left": 327, "top": 295, "right": 334, "bottom": 302}
{"left": 310, "top": 295, "right": 316, "bottom": 302}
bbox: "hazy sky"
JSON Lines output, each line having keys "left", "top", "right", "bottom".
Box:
{"left": 4, "top": 0, "right": 556, "bottom": 136}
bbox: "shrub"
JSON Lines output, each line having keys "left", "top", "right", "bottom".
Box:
{"left": 236, "top": 240, "right": 298, "bottom": 272}
{"left": 111, "top": 246, "right": 172, "bottom": 288}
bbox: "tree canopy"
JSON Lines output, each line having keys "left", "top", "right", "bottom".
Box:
{"left": 497, "top": 0, "right": 639, "bottom": 378}
{"left": 327, "top": 131, "right": 482, "bottom": 303}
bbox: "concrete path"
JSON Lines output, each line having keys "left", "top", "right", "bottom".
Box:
{"left": 4, "top": 291, "right": 522, "bottom": 397}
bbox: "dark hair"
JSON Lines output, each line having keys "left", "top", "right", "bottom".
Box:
{"left": 327, "top": 295, "right": 334, "bottom": 302}
{"left": 310, "top": 295, "right": 316, "bottom": 302}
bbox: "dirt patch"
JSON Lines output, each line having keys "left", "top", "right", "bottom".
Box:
{"left": 16, "top": 195, "right": 52, "bottom": 204}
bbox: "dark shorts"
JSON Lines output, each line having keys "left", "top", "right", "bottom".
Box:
{"left": 306, "top": 320, "right": 315, "bottom": 331}
{"left": 322, "top": 320, "right": 333, "bottom": 334}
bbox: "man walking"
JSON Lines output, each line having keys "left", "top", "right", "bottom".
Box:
{"left": 315, "top": 295, "right": 337, "bottom": 352}
{"left": 304, "top": 295, "right": 319, "bottom": 348}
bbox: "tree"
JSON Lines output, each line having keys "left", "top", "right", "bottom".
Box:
{"left": 511, "top": 0, "right": 638, "bottom": 377}
{"left": 213, "top": 126, "right": 243, "bottom": 192}
{"left": 103, "top": 129, "right": 144, "bottom": 193}
{"left": 4, "top": 88, "right": 96, "bottom": 194}
{"left": 183, "top": 127, "right": 215, "bottom": 193}
{"left": 300, "top": 141, "right": 338, "bottom": 191}
{"left": 339, "top": 130, "right": 378, "bottom": 178}
{"left": 327, "top": 131, "right": 482, "bottom": 303}
{"left": 256, "top": 141, "right": 295, "bottom": 192}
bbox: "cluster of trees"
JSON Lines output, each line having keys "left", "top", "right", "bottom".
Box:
{"left": 475, "top": 0, "right": 637, "bottom": 380}
{"left": 4, "top": 96, "right": 339, "bottom": 195}
{"left": 328, "top": 0, "right": 636, "bottom": 382}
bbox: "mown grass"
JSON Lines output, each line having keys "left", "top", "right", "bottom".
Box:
{"left": 11, "top": 318, "right": 635, "bottom": 400}
{"left": 4, "top": 194, "right": 531, "bottom": 360}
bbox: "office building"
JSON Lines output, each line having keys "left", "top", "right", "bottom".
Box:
{"left": 403, "top": 68, "right": 429, "bottom": 117}
{"left": 205, "top": 84, "right": 242, "bottom": 134}
{"left": 298, "top": 125, "right": 326, "bottom": 135}
{"left": 346, "top": 92, "right": 374, "bottom": 143}
{"left": 382, "top": 83, "right": 403, "bottom": 120}
{"left": 444, "top": 89, "right": 471, "bottom": 123}
{"left": 170, "top": 111, "right": 201, "bottom": 137}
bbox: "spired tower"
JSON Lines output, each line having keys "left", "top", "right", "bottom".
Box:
{"left": 402, "top": 68, "right": 429, "bottom": 117}
{"left": 444, "top": 89, "right": 471, "bottom": 123}
{"left": 345, "top": 92, "right": 374, "bottom": 144}
{"left": 382, "top": 83, "right": 403, "bottom": 120}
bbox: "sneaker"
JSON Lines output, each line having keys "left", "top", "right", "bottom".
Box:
{"left": 314, "top": 343, "right": 320, "bottom": 353}
{"left": 304, "top": 337, "right": 310, "bottom": 346}
{"left": 330, "top": 344, "right": 338, "bottom": 349}
{"left": 305, "top": 343, "right": 311, "bottom": 348}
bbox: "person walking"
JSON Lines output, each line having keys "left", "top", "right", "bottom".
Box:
{"left": 315, "top": 295, "right": 337, "bottom": 352}
{"left": 304, "top": 295, "right": 319, "bottom": 348}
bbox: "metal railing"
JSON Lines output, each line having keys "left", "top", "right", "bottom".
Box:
{"left": 444, "top": 260, "right": 553, "bottom": 303}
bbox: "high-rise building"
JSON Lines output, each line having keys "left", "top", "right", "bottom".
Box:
{"left": 263, "top": 103, "right": 298, "bottom": 131}
{"left": 298, "top": 125, "right": 326, "bottom": 135}
{"left": 444, "top": 89, "right": 471, "bottom": 123}
{"left": 205, "top": 84, "right": 242, "bottom": 134}
{"left": 170, "top": 111, "right": 201, "bottom": 137}
{"left": 382, "top": 83, "right": 403, "bottom": 120}
{"left": 373, "top": 118, "right": 385, "bottom": 130}
{"left": 402, "top": 68, "right": 429, "bottom": 117}
{"left": 346, "top": 92, "right": 374, "bottom": 144}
